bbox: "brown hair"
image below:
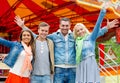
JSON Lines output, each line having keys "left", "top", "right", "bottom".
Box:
{"left": 19, "top": 30, "right": 35, "bottom": 56}
{"left": 59, "top": 17, "right": 71, "bottom": 23}
{"left": 38, "top": 22, "right": 50, "bottom": 29}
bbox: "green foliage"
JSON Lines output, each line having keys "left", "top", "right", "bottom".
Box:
{"left": 95, "top": 36, "right": 120, "bottom": 65}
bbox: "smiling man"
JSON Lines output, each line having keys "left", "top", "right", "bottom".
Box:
{"left": 47, "top": 17, "right": 76, "bottom": 83}
{"left": 30, "top": 22, "right": 54, "bottom": 83}
{"left": 14, "top": 16, "right": 54, "bottom": 83}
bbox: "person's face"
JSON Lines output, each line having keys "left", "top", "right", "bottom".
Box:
{"left": 76, "top": 26, "right": 86, "bottom": 37}
{"left": 21, "top": 31, "right": 32, "bottom": 45}
{"left": 38, "top": 26, "right": 49, "bottom": 39}
{"left": 59, "top": 21, "right": 70, "bottom": 36}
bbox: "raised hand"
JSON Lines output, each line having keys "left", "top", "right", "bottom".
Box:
{"left": 101, "top": 1, "right": 112, "bottom": 9}
{"left": 0, "top": 54, "right": 7, "bottom": 61}
{"left": 14, "top": 15, "right": 25, "bottom": 28}
{"left": 107, "top": 19, "right": 119, "bottom": 29}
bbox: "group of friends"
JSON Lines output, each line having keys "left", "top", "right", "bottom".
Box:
{"left": 0, "top": 1, "right": 119, "bottom": 83}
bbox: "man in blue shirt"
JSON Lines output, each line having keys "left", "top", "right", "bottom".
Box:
{"left": 14, "top": 16, "right": 119, "bottom": 83}
{"left": 47, "top": 17, "right": 76, "bottom": 83}
{"left": 15, "top": 17, "right": 76, "bottom": 83}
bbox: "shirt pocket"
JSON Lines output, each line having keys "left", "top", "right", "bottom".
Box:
{"left": 68, "top": 39, "right": 75, "bottom": 48}
{"left": 54, "top": 39, "right": 64, "bottom": 48}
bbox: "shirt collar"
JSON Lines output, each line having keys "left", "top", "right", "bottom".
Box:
{"left": 57, "top": 29, "right": 72, "bottom": 35}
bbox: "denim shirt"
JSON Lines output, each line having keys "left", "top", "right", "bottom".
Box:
{"left": 0, "top": 38, "right": 23, "bottom": 67}
{"left": 25, "top": 28, "right": 76, "bottom": 65}
{"left": 47, "top": 32, "right": 76, "bottom": 65}
{"left": 80, "top": 9, "right": 107, "bottom": 60}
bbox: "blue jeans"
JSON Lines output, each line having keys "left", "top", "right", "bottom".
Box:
{"left": 30, "top": 75, "right": 51, "bottom": 83}
{"left": 54, "top": 67, "right": 76, "bottom": 83}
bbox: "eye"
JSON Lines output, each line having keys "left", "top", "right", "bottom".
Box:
{"left": 61, "top": 25, "right": 65, "bottom": 27}
{"left": 45, "top": 30, "right": 48, "bottom": 32}
{"left": 27, "top": 34, "right": 30, "bottom": 37}
{"left": 77, "top": 30, "right": 79, "bottom": 32}
{"left": 41, "top": 30, "right": 44, "bottom": 32}
{"left": 22, "top": 34, "right": 26, "bottom": 36}
{"left": 61, "top": 25, "right": 69, "bottom": 27}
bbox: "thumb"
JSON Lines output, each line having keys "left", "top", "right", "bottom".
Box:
{"left": 106, "top": 19, "right": 111, "bottom": 29}
{"left": 22, "top": 18, "right": 25, "bottom": 22}
{"left": 107, "top": 19, "right": 109, "bottom": 24}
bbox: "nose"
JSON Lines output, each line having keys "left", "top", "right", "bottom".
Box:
{"left": 79, "top": 30, "right": 82, "bottom": 33}
{"left": 43, "top": 31, "right": 47, "bottom": 34}
{"left": 63, "top": 27, "right": 67, "bottom": 29}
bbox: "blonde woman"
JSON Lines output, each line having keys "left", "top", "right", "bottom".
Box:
{"left": 73, "top": 2, "right": 119, "bottom": 83}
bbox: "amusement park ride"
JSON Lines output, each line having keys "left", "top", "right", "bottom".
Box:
{"left": 0, "top": 0, "right": 120, "bottom": 82}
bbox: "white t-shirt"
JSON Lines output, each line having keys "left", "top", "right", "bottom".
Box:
{"left": 10, "top": 50, "right": 33, "bottom": 77}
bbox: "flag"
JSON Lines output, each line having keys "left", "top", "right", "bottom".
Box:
{"left": 105, "top": 47, "right": 117, "bottom": 61}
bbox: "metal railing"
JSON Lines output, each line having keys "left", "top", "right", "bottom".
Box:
{"left": 98, "top": 47, "right": 119, "bottom": 83}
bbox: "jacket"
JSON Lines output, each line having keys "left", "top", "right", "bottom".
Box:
{"left": 0, "top": 37, "right": 23, "bottom": 67}
{"left": 80, "top": 9, "right": 107, "bottom": 60}
{"left": 21, "top": 29, "right": 55, "bottom": 74}
{"left": 47, "top": 31, "right": 76, "bottom": 65}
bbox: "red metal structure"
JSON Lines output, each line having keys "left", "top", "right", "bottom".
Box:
{"left": 0, "top": 0, "right": 119, "bottom": 41}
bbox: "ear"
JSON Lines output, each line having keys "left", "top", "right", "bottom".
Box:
{"left": 59, "top": 24, "right": 61, "bottom": 29}
{"left": 38, "top": 28, "right": 40, "bottom": 33}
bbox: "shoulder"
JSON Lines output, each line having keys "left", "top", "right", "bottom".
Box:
{"left": 13, "top": 41, "right": 23, "bottom": 47}
{"left": 47, "top": 38, "right": 53, "bottom": 43}
{"left": 46, "top": 38, "right": 54, "bottom": 47}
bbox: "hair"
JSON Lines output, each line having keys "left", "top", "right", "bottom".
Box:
{"left": 59, "top": 17, "right": 71, "bottom": 23}
{"left": 38, "top": 22, "right": 50, "bottom": 29}
{"left": 73, "top": 23, "right": 90, "bottom": 39}
{"left": 19, "top": 30, "right": 35, "bottom": 56}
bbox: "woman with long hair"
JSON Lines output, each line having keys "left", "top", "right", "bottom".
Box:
{"left": 73, "top": 2, "right": 119, "bottom": 83}
{"left": 0, "top": 30, "right": 34, "bottom": 83}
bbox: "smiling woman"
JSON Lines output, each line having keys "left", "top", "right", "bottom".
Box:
{"left": 19, "top": 30, "right": 33, "bottom": 46}
{"left": 0, "top": 30, "right": 35, "bottom": 83}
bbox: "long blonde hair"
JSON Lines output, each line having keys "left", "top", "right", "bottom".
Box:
{"left": 73, "top": 23, "right": 90, "bottom": 39}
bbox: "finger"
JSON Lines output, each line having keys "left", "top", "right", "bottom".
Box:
{"left": 107, "top": 19, "right": 109, "bottom": 23}
{"left": 0, "top": 56, "right": 2, "bottom": 60}
{"left": 14, "top": 19, "right": 18, "bottom": 23}
{"left": 14, "top": 20, "right": 17, "bottom": 23}
{"left": 16, "top": 15, "right": 20, "bottom": 19}
{"left": 113, "top": 19, "right": 117, "bottom": 22}
{"left": 15, "top": 15, "right": 21, "bottom": 21}
{"left": 114, "top": 19, "right": 119, "bottom": 22}
{"left": 14, "top": 16, "right": 17, "bottom": 20}
{"left": 115, "top": 19, "right": 119, "bottom": 23}
{"left": 14, "top": 16, "right": 19, "bottom": 21}
{"left": 114, "top": 25, "right": 119, "bottom": 27}
{"left": 23, "top": 18, "right": 25, "bottom": 22}
{"left": 114, "top": 19, "right": 119, "bottom": 24}
{"left": 0, "top": 56, "right": 4, "bottom": 60}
